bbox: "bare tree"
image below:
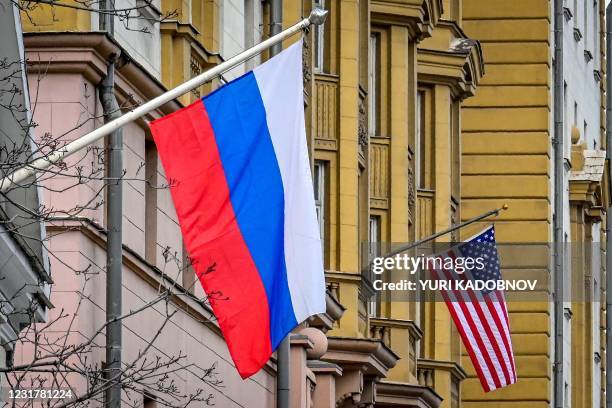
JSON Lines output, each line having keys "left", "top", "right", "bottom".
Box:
{"left": 0, "top": 4, "right": 226, "bottom": 407}
{"left": 14, "top": 0, "right": 179, "bottom": 33}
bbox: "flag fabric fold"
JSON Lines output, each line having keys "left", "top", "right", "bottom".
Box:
{"left": 149, "top": 41, "right": 326, "bottom": 378}
{"left": 428, "top": 226, "right": 517, "bottom": 392}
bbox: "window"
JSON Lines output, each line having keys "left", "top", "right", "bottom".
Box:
{"left": 368, "top": 33, "right": 380, "bottom": 136}
{"left": 313, "top": 161, "right": 326, "bottom": 241}
{"left": 368, "top": 215, "right": 380, "bottom": 317}
{"left": 369, "top": 215, "right": 380, "bottom": 261}
{"left": 313, "top": 0, "right": 325, "bottom": 71}
{"left": 417, "top": 91, "right": 426, "bottom": 189}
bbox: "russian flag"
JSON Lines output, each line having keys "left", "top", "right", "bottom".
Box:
{"left": 149, "top": 41, "right": 326, "bottom": 378}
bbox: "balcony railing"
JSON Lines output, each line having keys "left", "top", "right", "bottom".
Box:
{"left": 417, "top": 358, "right": 467, "bottom": 405}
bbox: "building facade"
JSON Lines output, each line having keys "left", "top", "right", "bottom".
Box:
{"left": 9, "top": 0, "right": 606, "bottom": 407}
{"left": 461, "top": 0, "right": 606, "bottom": 407}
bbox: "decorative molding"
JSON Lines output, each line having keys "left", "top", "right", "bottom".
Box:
{"left": 302, "top": 35, "right": 312, "bottom": 104}
{"left": 324, "top": 336, "right": 400, "bottom": 377}
{"left": 417, "top": 358, "right": 468, "bottom": 382}
{"left": 370, "top": 0, "right": 442, "bottom": 41}
{"left": 417, "top": 22, "right": 484, "bottom": 101}
{"left": 376, "top": 381, "right": 442, "bottom": 408}
{"left": 408, "top": 168, "right": 416, "bottom": 214}
{"left": 358, "top": 97, "right": 368, "bottom": 148}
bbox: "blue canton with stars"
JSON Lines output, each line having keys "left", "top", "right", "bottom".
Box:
{"left": 458, "top": 226, "right": 501, "bottom": 294}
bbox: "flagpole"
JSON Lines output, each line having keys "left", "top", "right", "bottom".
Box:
{"left": 381, "top": 205, "right": 509, "bottom": 259}
{"left": 0, "top": 8, "right": 330, "bottom": 193}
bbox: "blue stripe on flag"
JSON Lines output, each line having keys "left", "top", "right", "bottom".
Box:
{"left": 203, "top": 72, "right": 298, "bottom": 349}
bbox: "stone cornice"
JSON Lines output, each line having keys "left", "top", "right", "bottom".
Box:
{"left": 324, "top": 336, "right": 399, "bottom": 377}
{"left": 23, "top": 32, "right": 182, "bottom": 118}
{"left": 569, "top": 147, "right": 606, "bottom": 215}
{"left": 370, "top": 0, "right": 443, "bottom": 41}
{"left": 417, "top": 20, "right": 484, "bottom": 100}
{"left": 376, "top": 380, "right": 442, "bottom": 407}
{"left": 370, "top": 317, "right": 423, "bottom": 340}
{"left": 417, "top": 358, "right": 467, "bottom": 382}
{"left": 309, "top": 290, "right": 346, "bottom": 332}
{"left": 159, "top": 20, "right": 222, "bottom": 66}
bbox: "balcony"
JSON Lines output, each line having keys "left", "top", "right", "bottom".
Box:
{"left": 370, "top": 318, "right": 423, "bottom": 382}
{"left": 417, "top": 359, "right": 467, "bottom": 407}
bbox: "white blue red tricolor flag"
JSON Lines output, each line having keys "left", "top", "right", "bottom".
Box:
{"left": 149, "top": 41, "right": 326, "bottom": 378}
{"left": 428, "top": 226, "right": 517, "bottom": 392}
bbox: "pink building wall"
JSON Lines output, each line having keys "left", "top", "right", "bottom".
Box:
{"left": 18, "top": 43, "right": 277, "bottom": 407}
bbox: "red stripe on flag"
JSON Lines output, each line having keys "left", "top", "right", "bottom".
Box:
{"left": 430, "top": 267, "right": 494, "bottom": 392}
{"left": 430, "top": 250, "right": 517, "bottom": 391}
{"left": 150, "top": 101, "right": 273, "bottom": 378}
{"left": 490, "top": 291, "right": 517, "bottom": 382}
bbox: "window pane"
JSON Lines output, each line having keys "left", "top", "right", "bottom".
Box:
{"left": 369, "top": 33, "right": 379, "bottom": 135}
{"left": 368, "top": 215, "right": 380, "bottom": 317}
{"left": 417, "top": 91, "right": 426, "bottom": 188}
{"left": 314, "top": 0, "right": 325, "bottom": 71}
{"left": 314, "top": 161, "right": 325, "bottom": 241}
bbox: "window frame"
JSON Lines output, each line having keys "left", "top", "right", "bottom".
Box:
{"left": 313, "top": 160, "right": 326, "bottom": 241}
{"left": 313, "top": 0, "right": 326, "bottom": 72}
{"left": 368, "top": 32, "right": 380, "bottom": 136}
{"left": 368, "top": 215, "right": 381, "bottom": 318}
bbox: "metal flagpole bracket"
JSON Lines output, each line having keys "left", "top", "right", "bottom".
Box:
{"left": 309, "top": 8, "right": 329, "bottom": 26}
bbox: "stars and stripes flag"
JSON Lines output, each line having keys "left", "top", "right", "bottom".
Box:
{"left": 427, "top": 226, "right": 517, "bottom": 392}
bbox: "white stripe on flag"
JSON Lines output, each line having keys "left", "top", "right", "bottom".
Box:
{"left": 253, "top": 41, "right": 326, "bottom": 323}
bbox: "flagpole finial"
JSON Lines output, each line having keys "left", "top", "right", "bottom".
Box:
{"left": 309, "top": 8, "right": 329, "bottom": 26}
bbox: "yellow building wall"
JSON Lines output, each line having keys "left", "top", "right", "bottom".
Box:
{"left": 461, "top": 0, "right": 552, "bottom": 406}
{"left": 20, "top": 0, "right": 92, "bottom": 32}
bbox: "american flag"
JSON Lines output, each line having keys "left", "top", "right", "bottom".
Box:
{"left": 428, "top": 225, "right": 517, "bottom": 392}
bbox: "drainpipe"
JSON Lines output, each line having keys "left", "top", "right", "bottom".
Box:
{"left": 269, "top": 1, "right": 288, "bottom": 407}
{"left": 553, "top": 0, "right": 565, "bottom": 407}
{"left": 99, "top": 2, "right": 123, "bottom": 407}
{"left": 605, "top": 4, "right": 612, "bottom": 408}
{"left": 270, "top": 0, "right": 283, "bottom": 56}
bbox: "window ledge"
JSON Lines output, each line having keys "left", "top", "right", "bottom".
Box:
{"left": 563, "top": 6, "right": 573, "bottom": 21}
{"left": 594, "top": 70, "right": 602, "bottom": 82}
{"left": 573, "top": 27, "right": 583, "bottom": 42}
